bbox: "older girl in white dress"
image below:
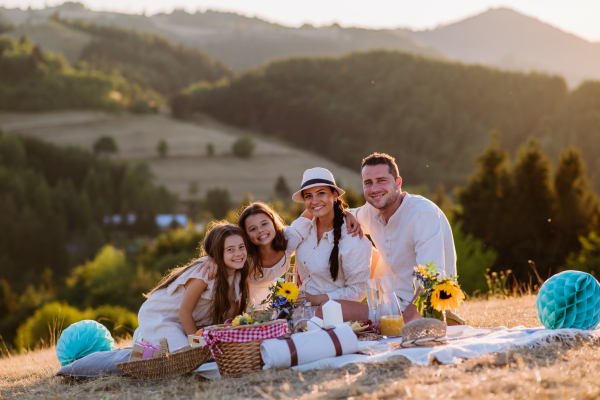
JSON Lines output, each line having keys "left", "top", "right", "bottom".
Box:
{"left": 138, "top": 223, "right": 249, "bottom": 349}
{"left": 293, "top": 168, "right": 372, "bottom": 321}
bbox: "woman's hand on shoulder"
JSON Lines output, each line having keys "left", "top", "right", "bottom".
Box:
{"left": 196, "top": 257, "right": 218, "bottom": 280}
{"left": 344, "top": 212, "right": 364, "bottom": 239}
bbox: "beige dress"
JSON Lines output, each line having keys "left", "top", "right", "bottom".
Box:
{"left": 138, "top": 264, "right": 241, "bottom": 349}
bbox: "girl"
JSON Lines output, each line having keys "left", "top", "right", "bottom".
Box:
{"left": 293, "top": 167, "right": 372, "bottom": 321}
{"left": 138, "top": 222, "right": 249, "bottom": 349}
{"left": 197, "top": 202, "right": 363, "bottom": 306}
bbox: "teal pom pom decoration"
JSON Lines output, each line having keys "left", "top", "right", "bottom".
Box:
{"left": 56, "top": 320, "right": 115, "bottom": 366}
{"left": 537, "top": 270, "right": 600, "bottom": 330}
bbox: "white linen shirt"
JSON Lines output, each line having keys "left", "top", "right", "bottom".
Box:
{"left": 295, "top": 217, "right": 372, "bottom": 302}
{"left": 350, "top": 193, "right": 456, "bottom": 310}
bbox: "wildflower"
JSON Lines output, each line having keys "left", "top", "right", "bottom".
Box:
{"left": 232, "top": 312, "right": 252, "bottom": 326}
{"left": 430, "top": 281, "right": 465, "bottom": 312}
{"left": 277, "top": 281, "right": 300, "bottom": 302}
{"left": 275, "top": 277, "right": 285, "bottom": 283}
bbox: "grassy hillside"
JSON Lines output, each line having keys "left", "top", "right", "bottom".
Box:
{"left": 0, "top": 111, "right": 363, "bottom": 203}
{"left": 173, "top": 50, "right": 569, "bottom": 189}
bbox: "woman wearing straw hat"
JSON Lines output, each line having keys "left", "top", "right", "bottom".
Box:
{"left": 293, "top": 167, "right": 372, "bottom": 321}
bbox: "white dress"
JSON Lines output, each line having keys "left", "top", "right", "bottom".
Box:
{"left": 246, "top": 220, "right": 312, "bottom": 307}
{"left": 138, "top": 264, "right": 241, "bottom": 349}
{"left": 295, "top": 218, "right": 372, "bottom": 302}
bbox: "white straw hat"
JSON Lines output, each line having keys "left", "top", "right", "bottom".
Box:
{"left": 292, "top": 167, "right": 345, "bottom": 203}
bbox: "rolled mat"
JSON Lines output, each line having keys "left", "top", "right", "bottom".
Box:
{"left": 260, "top": 324, "right": 357, "bottom": 369}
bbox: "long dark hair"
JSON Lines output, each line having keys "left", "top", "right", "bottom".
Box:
{"left": 145, "top": 222, "right": 250, "bottom": 325}
{"left": 237, "top": 202, "right": 288, "bottom": 280}
{"left": 328, "top": 188, "right": 348, "bottom": 281}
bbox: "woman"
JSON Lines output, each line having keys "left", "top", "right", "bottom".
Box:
{"left": 293, "top": 167, "right": 372, "bottom": 321}
{"left": 197, "top": 202, "right": 363, "bottom": 306}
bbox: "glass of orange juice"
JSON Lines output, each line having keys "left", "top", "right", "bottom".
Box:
{"left": 378, "top": 275, "right": 404, "bottom": 337}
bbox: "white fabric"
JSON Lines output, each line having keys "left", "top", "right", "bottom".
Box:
{"left": 260, "top": 325, "right": 358, "bottom": 369}
{"left": 350, "top": 193, "right": 456, "bottom": 309}
{"left": 194, "top": 326, "right": 600, "bottom": 379}
{"left": 295, "top": 217, "right": 372, "bottom": 301}
{"left": 138, "top": 266, "right": 241, "bottom": 349}
{"left": 247, "top": 219, "right": 311, "bottom": 306}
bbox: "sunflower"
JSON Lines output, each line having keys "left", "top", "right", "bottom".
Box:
{"left": 232, "top": 312, "right": 252, "bottom": 327}
{"left": 276, "top": 281, "right": 300, "bottom": 303}
{"left": 431, "top": 281, "right": 465, "bottom": 312}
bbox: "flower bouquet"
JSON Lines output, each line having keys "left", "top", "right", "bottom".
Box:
{"left": 260, "top": 277, "right": 300, "bottom": 321}
{"left": 413, "top": 261, "right": 465, "bottom": 322}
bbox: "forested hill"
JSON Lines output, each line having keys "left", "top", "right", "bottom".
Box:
{"left": 57, "top": 17, "right": 234, "bottom": 97}
{"left": 173, "top": 50, "right": 570, "bottom": 189}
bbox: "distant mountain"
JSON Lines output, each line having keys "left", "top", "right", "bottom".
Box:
{"left": 400, "top": 7, "right": 600, "bottom": 87}
{"left": 0, "top": 2, "right": 447, "bottom": 72}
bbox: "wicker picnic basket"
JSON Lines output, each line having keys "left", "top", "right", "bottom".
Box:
{"left": 115, "top": 338, "right": 211, "bottom": 380}
{"left": 202, "top": 319, "right": 288, "bottom": 377}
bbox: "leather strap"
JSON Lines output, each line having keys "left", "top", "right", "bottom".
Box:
{"left": 323, "top": 327, "right": 343, "bottom": 357}
{"left": 277, "top": 334, "right": 298, "bottom": 367}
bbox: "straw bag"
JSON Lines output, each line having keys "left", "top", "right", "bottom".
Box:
{"left": 202, "top": 319, "right": 288, "bottom": 377}
{"left": 115, "top": 338, "right": 211, "bottom": 379}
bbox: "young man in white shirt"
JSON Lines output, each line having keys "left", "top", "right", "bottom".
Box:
{"left": 350, "top": 152, "right": 457, "bottom": 323}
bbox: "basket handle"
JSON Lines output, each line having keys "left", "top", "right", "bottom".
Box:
{"left": 159, "top": 338, "right": 170, "bottom": 357}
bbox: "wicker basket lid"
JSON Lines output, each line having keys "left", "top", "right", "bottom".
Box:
{"left": 401, "top": 318, "right": 446, "bottom": 341}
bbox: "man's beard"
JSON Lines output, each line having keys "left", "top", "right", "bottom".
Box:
{"left": 372, "top": 189, "right": 398, "bottom": 211}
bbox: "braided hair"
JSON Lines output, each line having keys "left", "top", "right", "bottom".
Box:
{"left": 328, "top": 187, "right": 348, "bottom": 282}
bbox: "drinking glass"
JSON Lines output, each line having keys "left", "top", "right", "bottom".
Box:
{"left": 365, "top": 278, "right": 380, "bottom": 323}
{"left": 377, "top": 275, "right": 404, "bottom": 337}
{"left": 285, "top": 272, "right": 298, "bottom": 286}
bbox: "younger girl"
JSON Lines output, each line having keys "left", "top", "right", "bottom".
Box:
{"left": 138, "top": 222, "right": 249, "bottom": 349}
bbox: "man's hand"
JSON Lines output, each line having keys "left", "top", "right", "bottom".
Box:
{"left": 196, "top": 257, "right": 217, "bottom": 280}
{"left": 344, "top": 212, "right": 364, "bottom": 238}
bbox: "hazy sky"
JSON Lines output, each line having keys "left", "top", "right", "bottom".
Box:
{"left": 3, "top": 0, "right": 600, "bottom": 42}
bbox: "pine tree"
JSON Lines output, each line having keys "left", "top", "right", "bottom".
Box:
{"left": 157, "top": 139, "right": 168, "bottom": 158}
{"left": 509, "top": 138, "right": 556, "bottom": 279}
{"left": 553, "top": 146, "right": 598, "bottom": 261}
{"left": 457, "top": 134, "right": 512, "bottom": 248}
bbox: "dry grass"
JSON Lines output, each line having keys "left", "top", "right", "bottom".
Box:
{"left": 3, "top": 295, "right": 599, "bottom": 399}
{"left": 0, "top": 111, "right": 363, "bottom": 203}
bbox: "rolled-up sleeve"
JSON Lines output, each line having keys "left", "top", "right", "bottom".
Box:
{"left": 325, "top": 237, "right": 372, "bottom": 302}
{"left": 413, "top": 212, "right": 448, "bottom": 278}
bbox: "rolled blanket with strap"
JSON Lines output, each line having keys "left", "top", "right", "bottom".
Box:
{"left": 260, "top": 324, "right": 358, "bottom": 369}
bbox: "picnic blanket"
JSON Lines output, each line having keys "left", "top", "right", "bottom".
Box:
{"left": 193, "top": 325, "right": 600, "bottom": 379}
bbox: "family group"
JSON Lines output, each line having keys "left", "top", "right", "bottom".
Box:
{"left": 137, "top": 152, "right": 457, "bottom": 349}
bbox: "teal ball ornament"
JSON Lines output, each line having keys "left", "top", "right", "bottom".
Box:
{"left": 56, "top": 320, "right": 115, "bottom": 366}
{"left": 537, "top": 271, "right": 600, "bottom": 330}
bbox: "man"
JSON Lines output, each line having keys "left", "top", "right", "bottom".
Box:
{"left": 350, "top": 152, "right": 457, "bottom": 323}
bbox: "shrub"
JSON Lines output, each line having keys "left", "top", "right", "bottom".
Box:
{"left": 206, "top": 142, "right": 215, "bottom": 156}
{"left": 157, "top": 139, "right": 168, "bottom": 157}
{"left": 15, "top": 302, "right": 84, "bottom": 350}
{"left": 453, "top": 223, "right": 498, "bottom": 296}
{"left": 204, "top": 188, "right": 231, "bottom": 219}
{"left": 93, "top": 135, "right": 118, "bottom": 155}
{"left": 232, "top": 135, "right": 256, "bottom": 158}
{"left": 87, "top": 305, "right": 138, "bottom": 338}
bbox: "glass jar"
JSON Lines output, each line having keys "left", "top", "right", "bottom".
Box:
{"left": 377, "top": 275, "right": 404, "bottom": 337}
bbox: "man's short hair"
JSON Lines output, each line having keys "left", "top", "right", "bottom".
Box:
{"left": 361, "top": 153, "right": 399, "bottom": 179}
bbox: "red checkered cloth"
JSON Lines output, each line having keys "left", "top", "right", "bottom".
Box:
{"left": 202, "top": 321, "right": 289, "bottom": 356}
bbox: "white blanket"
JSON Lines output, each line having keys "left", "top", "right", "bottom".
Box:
{"left": 260, "top": 325, "right": 358, "bottom": 369}
{"left": 193, "top": 326, "right": 600, "bottom": 379}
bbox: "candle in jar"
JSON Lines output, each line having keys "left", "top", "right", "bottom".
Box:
{"left": 321, "top": 300, "right": 343, "bottom": 327}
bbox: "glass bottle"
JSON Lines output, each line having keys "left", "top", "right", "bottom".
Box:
{"left": 377, "top": 275, "right": 404, "bottom": 337}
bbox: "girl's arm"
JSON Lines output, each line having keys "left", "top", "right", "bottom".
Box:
{"left": 178, "top": 278, "right": 209, "bottom": 336}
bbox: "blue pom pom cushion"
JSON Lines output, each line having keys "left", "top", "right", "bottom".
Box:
{"left": 537, "top": 270, "right": 600, "bottom": 330}
{"left": 56, "top": 320, "right": 115, "bottom": 366}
